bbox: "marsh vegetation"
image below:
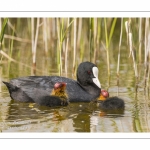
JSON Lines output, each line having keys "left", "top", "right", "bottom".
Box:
{"left": 0, "top": 18, "right": 150, "bottom": 132}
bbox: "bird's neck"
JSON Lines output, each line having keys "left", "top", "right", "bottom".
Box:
{"left": 78, "top": 82, "right": 100, "bottom": 98}
{"left": 51, "top": 90, "right": 68, "bottom": 101}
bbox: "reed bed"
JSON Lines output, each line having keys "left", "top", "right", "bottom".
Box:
{"left": 0, "top": 18, "right": 150, "bottom": 87}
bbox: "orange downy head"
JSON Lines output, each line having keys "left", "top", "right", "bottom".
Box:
{"left": 98, "top": 89, "right": 109, "bottom": 101}
{"left": 51, "top": 82, "right": 68, "bottom": 98}
{"left": 50, "top": 82, "right": 68, "bottom": 102}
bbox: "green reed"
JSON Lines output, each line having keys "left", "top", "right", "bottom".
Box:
{"left": 104, "top": 18, "right": 117, "bottom": 75}
{"left": 0, "top": 18, "right": 8, "bottom": 49}
{"left": 57, "top": 18, "right": 74, "bottom": 76}
{"left": 0, "top": 18, "right": 8, "bottom": 75}
{"left": 73, "top": 18, "right": 77, "bottom": 75}
{"left": 93, "top": 18, "right": 97, "bottom": 63}
{"left": 7, "top": 27, "right": 15, "bottom": 75}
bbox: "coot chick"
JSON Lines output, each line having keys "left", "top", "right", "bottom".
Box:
{"left": 3, "top": 61, "right": 101, "bottom": 102}
{"left": 33, "top": 82, "right": 69, "bottom": 107}
{"left": 97, "top": 89, "right": 125, "bottom": 110}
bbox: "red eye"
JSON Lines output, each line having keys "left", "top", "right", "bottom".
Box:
{"left": 87, "top": 70, "right": 91, "bottom": 74}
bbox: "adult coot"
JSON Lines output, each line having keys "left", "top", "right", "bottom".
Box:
{"left": 3, "top": 61, "right": 101, "bottom": 102}
{"left": 3, "top": 82, "right": 68, "bottom": 107}
{"left": 97, "top": 89, "right": 125, "bottom": 110}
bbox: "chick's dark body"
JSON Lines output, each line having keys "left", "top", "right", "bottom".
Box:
{"left": 99, "top": 96, "right": 125, "bottom": 110}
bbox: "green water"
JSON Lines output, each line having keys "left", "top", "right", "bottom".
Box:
{"left": 1, "top": 57, "right": 149, "bottom": 132}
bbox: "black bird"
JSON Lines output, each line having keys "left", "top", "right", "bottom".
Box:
{"left": 3, "top": 61, "right": 101, "bottom": 102}
{"left": 3, "top": 82, "right": 69, "bottom": 107}
{"left": 97, "top": 89, "right": 125, "bottom": 110}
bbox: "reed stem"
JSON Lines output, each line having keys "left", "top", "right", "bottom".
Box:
{"left": 104, "top": 18, "right": 110, "bottom": 75}
{"left": 65, "top": 18, "right": 70, "bottom": 76}
{"left": 0, "top": 18, "right": 1, "bottom": 34}
{"left": 138, "top": 18, "right": 142, "bottom": 63}
{"left": 77, "top": 18, "right": 82, "bottom": 48}
{"left": 33, "top": 18, "right": 40, "bottom": 64}
{"left": 145, "top": 18, "right": 149, "bottom": 64}
{"left": 31, "top": 18, "right": 34, "bottom": 54}
{"left": 73, "top": 18, "right": 77, "bottom": 74}
{"left": 57, "top": 18, "right": 61, "bottom": 76}
{"left": 43, "top": 18, "right": 48, "bottom": 55}
{"left": 0, "top": 18, "right": 8, "bottom": 47}
{"left": 93, "top": 18, "right": 97, "bottom": 63}
{"left": 117, "top": 18, "right": 123, "bottom": 75}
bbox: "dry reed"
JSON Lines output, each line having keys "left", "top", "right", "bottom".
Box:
{"left": 1, "top": 18, "right": 150, "bottom": 81}
{"left": 117, "top": 18, "right": 123, "bottom": 76}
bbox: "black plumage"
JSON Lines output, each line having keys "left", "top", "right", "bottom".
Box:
{"left": 3, "top": 61, "right": 101, "bottom": 102}
{"left": 3, "top": 82, "right": 69, "bottom": 107}
{"left": 97, "top": 89, "right": 125, "bottom": 111}
{"left": 99, "top": 96, "right": 125, "bottom": 110}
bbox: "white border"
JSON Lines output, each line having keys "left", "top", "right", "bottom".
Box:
{"left": 0, "top": 0, "right": 149, "bottom": 12}
{"left": 0, "top": 133, "right": 150, "bottom": 138}
{"left": 0, "top": 12, "right": 150, "bottom": 18}
{"left": 0, "top": 0, "right": 149, "bottom": 145}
